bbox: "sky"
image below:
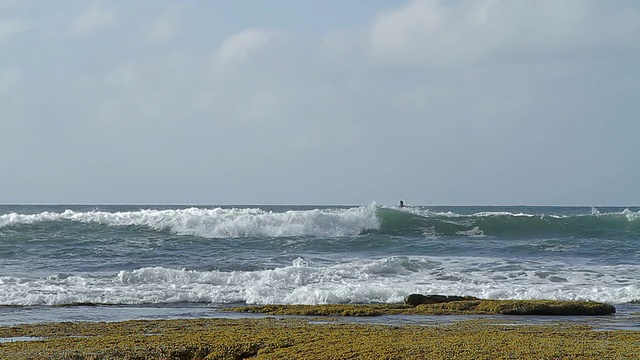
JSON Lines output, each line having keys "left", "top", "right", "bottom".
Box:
{"left": 1, "top": 0, "right": 639, "bottom": 206}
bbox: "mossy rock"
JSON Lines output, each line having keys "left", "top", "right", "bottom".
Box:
{"left": 407, "top": 299, "right": 615, "bottom": 316}
{"left": 228, "top": 304, "right": 411, "bottom": 316}
{"left": 0, "top": 318, "right": 638, "bottom": 359}
{"left": 475, "top": 300, "right": 616, "bottom": 316}
{"left": 230, "top": 299, "right": 616, "bottom": 316}
{"left": 404, "top": 294, "right": 479, "bottom": 306}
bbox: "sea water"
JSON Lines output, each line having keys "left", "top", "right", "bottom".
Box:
{"left": 1, "top": 204, "right": 639, "bottom": 325}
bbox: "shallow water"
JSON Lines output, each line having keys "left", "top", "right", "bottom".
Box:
{"left": 1, "top": 302, "right": 638, "bottom": 332}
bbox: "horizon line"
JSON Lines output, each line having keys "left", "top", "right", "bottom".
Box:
{"left": 1, "top": 203, "right": 638, "bottom": 208}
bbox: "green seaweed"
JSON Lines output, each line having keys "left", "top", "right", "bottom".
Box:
{"left": 229, "top": 299, "right": 616, "bottom": 316}
{"left": 228, "top": 303, "right": 411, "bottom": 316}
{"left": 0, "top": 317, "right": 637, "bottom": 359}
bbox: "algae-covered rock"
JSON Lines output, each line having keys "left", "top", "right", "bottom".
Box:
{"left": 416, "top": 299, "right": 616, "bottom": 316}
{"left": 404, "top": 294, "right": 479, "bottom": 306}
{"left": 228, "top": 304, "right": 410, "bottom": 316}
{"left": 230, "top": 299, "right": 616, "bottom": 316}
{"left": 1, "top": 318, "right": 638, "bottom": 360}
{"left": 475, "top": 300, "right": 616, "bottom": 316}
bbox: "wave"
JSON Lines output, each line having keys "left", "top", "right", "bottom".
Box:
{"left": 2, "top": 205, "right": 639, "bottom": 240}
{"left": 0, "top": 205, "right": 380, "bottom": 238}
{"left": 1, "top": 256, "right": 638, "bottom": 306}
{"left": 373, "top": 207, "right": 640, "bottom": 239}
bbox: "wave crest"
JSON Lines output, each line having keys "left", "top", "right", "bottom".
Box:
{"left": 374, "top": 207, "right": 640, "bottom": 239}
{"left": 0, "top": 205, "right": 380, "bottom": 238}
{"left": 2, "top": 257, "right": 639, "bottom": 306}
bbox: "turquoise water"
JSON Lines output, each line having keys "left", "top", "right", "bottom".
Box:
{"left": 1, "top": 204, "right": 639, "bottom": 324}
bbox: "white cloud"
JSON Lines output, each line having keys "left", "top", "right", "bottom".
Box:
{"left": 145, "top": 6, "right": 181, "bottom": 42}
{"left": 0, "top": 19, "right": 29, "bottom": 43}
{"left": 72, "top": 3, "right": 114, "bottom": 35}
{"left": 2, "top": 1, "right": 638, "bottom": 204}
{"left": 368, "top": 0, "right": 638, "bottom": 67}
{"left": 217, "top": 29, "right": 282, "bottom": 65}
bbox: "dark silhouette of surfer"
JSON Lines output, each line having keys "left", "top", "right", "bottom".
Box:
{"left": 399, "top": 200, "right": 405, "bottom": 208}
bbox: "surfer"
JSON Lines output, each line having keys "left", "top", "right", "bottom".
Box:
{"left": 399, "top": 200, "right": 405, "bottom": 208}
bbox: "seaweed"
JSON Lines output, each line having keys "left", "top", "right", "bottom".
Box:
{"left": 0, "top": 317, "right": 638, "bottom": 359}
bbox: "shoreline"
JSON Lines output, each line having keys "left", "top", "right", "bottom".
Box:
{"left": 1, "top": 300, "right": 638, "bottom": 327}
{"left": 1, "top": 316, "right": 639, "bottom": 359}
{"left": 1, "top": 301, "right": 639, "bottom": 359}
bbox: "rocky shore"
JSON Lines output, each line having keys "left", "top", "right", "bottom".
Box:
{"left": 0, "top": 299, "right": 635, "bottom": 359}
{"left": 229, "top": 297, "right": 616, "bottom": 316}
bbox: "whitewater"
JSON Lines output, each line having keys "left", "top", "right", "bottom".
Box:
{"left": 1, "top": 204, "right": 639, "bottom": 324}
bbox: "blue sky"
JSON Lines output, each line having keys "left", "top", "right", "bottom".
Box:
{"left": 2, "top": 0, "right": 639, "bottom": 205}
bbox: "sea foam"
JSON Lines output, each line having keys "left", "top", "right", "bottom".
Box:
{"left": 1, "top": 256, "right": 638, "bottom": 306}
{"left": 0, "top": 205, "right": 380, "bottom": 238}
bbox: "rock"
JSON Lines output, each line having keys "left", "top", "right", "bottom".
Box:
{"left": 404, "top": 294, "right": 429, "bottom": 306}
{"left": 404, "top": 294, "right": 478, "bottom": 306}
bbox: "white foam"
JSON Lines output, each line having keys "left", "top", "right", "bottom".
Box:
{"left": 622, "top": 208, "right": 640, "bottom": 221}
{"left": 388, "top": 206, "right": 541, "bottom": 219}
{"left": 456, "top": 226, "right": 485, "bottom": 237}
{"left": 588, "top": 207, "right": 640, "bottom": 221}
{"left": 0, "top": 205, "right": 380, "bottom": 238}
{"left": 390, "top": 205, "right": 640, "bottom": 223}
{"left": 0, "top": 256, "right": 638, "bottom": 306}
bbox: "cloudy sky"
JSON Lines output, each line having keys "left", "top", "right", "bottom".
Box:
{"left": 2, "top": 1, "right": 639, "bottom": 206}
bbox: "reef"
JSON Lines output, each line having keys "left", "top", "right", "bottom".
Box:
{"left": 0, "top": 318, "right": 638, "bottom": 359}
{"left": 0, "top": 299, "right": 622, "bottom": 359}
{"left": 229, "top": 298, "right": 616, "bottom": 316}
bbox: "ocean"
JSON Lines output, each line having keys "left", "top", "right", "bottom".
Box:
{"left": 1, "top": 204, "right": 639, "bottom": 326}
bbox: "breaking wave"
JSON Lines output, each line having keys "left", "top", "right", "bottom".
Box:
{"left": 0, "top": 205, "right": 380, "bottom": 238}
{"left": 1, "top": 205, "right": 639, "bottom": 240}
{"left": 1, "top": 256, "right": 638, "bottom": 306}
{"left": 374, "top": 207, "right": 640, "bottom": 239}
